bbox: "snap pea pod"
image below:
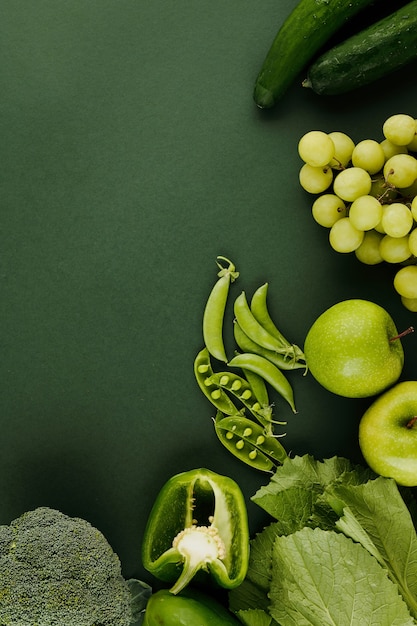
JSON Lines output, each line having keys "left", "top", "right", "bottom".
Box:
{"left": 208, "top": 371, "right": 283, "bottom": 436}
{"left": 214, "top": 412, "right": 287, "bottom": 472}
{"left": 250, "top": 283, "right": 306, "bottom": 366}
{"left": 240, "top": 367, "right": 280, "bottom": 437}
{"left": 234, "top": 320, "right": 306, "bottom": 371}
{"left": 203, "top": 256, "right": 239, "bottom": 363}
{"left": 208, "top": 371, "right": 266, "bottom": 418}
{"left": 234, "top": 291, "right": 286, "bottom": 354}
{"left": 194, "top": 347, "right": 239, "bottom": 416}
{"left": 228, "top": 352, "right": 297, "bottom": 413}
{"left": 240, "top": 367, "right": 269, "bottom": 409}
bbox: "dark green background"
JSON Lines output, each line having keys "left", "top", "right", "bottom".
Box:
{"left": 1, "top": 0, "right": 416, "bottom": 583}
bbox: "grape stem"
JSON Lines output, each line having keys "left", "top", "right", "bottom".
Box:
{"left": 389, "top": 326, "right": 414, "bottom": 342}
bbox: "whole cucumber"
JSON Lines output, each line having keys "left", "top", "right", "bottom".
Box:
{"left": 254, "top": 0, "right": 378, "bottom": 108}
{"left": 304, "top": 0, "right": 417, "bottom": 95}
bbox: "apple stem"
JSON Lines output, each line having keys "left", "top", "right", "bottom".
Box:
{"left": 389, "top": 326, "right": 414, "bottom": 342}
{"left": 406, "top": 416, "right": 417, "bottom": 429}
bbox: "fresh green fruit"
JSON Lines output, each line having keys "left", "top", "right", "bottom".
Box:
{"left": 304, "top": 299, "right": 404, "bottom": 398}
{"left": 359, "top": 381, "right": 417, "bottom": 486}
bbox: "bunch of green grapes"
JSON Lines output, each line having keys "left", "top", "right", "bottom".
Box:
{"left": 298, "top": 113, "right": 417, "bottom": 312}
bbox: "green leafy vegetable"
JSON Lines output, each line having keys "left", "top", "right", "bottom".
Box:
{"left": 329, "top": 477, "right": 417, "bottom": 619}
{"left": 269, "top": 527, "right": 415, "bottom": 626}
{"left": 229, "top": 455, "right": 417, "bottom": 625}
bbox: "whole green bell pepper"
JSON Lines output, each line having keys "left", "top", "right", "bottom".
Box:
{"left": 141, "top": 468, "right": 249, "bottom": 594}
{"left": 142, "top": 588, "right": 241, "bottom": 625}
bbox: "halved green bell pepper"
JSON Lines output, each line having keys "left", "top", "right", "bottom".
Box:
{"left": 141, "top": 468, "right": 249, "bottom": 595}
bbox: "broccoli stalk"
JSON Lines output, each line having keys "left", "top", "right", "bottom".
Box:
{"left": 0, "top": 507, "right": 133, "bottom": 626}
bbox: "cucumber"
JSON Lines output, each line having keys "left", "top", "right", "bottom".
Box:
{"left": 303, "top": 0, "right": 417, "bottom": 95}
{"left": 253, "top": 0, "right": 378, "bottom": 109}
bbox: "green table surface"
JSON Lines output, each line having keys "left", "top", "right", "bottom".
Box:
{"left": 1, "top": 0, "right": 417, "bottom": 583}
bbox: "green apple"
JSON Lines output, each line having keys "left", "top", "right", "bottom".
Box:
{"left": 359, "top": 381, "right": 417, "bottom": 486}
{"left": 304, "top": 299, "right": 405, "bottom": 398}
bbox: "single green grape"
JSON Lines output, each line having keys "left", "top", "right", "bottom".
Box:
{"left": 329, "top": 217, "right": 364, "bottom": 253}
{"left": 298, "top": 131, "right": 335, "bottom": 167}
{"left": 398, "top": 178, "right": 417, "bottom": 200}
{"left": 351, "top": 139, "right": 385, "bottom": 175}
{"left": 394, "top": 265, "right": 417, "bottom": 299}
{"left": 381, "top": 203, "right": 414, "bottom": 238}
{"left": 328, "top": 131, "right": 355, "bottom": 169}
{"left": 299, "top": 163, "right": 333, "bottom": 194}
{"left": 380, "top": 138, "right": 408, "bottom": 160}
{"left": 383, "top": 154, "right": 417, "bottom": 188}
{"left": 401, "top": 295, "right": 417, "bottom": 312}
{"left": 333, "top": 167, "right": 372, "bottom": 202}
{"left": 408, "top": 228, "right": 417, "bottom": 257}
{"left": 406, "top": 119, "right": 417, "bottom": 152}
{"left": 411, "top": 196, "right": 417, "bottom": 221}
{"left": 354, "top": 230, "right": 384, "bottom": 265}
{"left": 348, "top": 195, "right": 382, "bottom": 231}
{"left": 311, "top": 194, "right": 346, "bottom": 227}
{"left": 383, "top": 114, "right": 416, "bottom": 146}
{"left": 379, "top": 235, "right": 411, "bottom": 264}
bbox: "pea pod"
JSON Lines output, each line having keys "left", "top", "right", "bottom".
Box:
{"left": 228, "top": 352, "right": 297, "bottom": 413}
{"left": 214, "top": 412, "right": 287, "bottom": 471}
{"left": 250, "top": 283, "right": 306, "bottom": 366}
{"left": 234, "top": 291, "right": 285, "bottom": 354}
{"left": 194, "top": 347, "right": 239, "bottom": 415}
{"left": 143, "top": 588, "right": 241, "bottom": 626}
{"left": 203, "top": 256, "right": 239, "bottom": 363}
{"left": 234, "top": 320, "right": 306, "bottom": 371}
{"left": 207, "top": 371, "right": 266, "bottom": 421}
{"left": 240, "top": 367, "right": 269, "bottom": 410}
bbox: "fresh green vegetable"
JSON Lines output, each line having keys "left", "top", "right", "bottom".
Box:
{"left": 253, "top": 0, "right": 377, "bottom": 108}
{"left": 194, "top": 347, "right": 240, "bottom": 416}
{"left": 234, "top": 291, "right": 285, "bottom": 354}
{"left": 214, "top": 412, "right": 287, "bottom": 472}
{"left": 229, "top": 454, "right": 417, "bottom": 625}
{"left": 142, "top": 588, "right": 241, "bottom": 625}
{"left": 208, "top": 370, "right": 272, "bottom": 425}
{"left": 233, "top": 321, "right": 306, "bottom": 371}
{"left": 250, "top": 283, "right": 306, "bottom": 367}
{"left": 0, "top": 507, "right": 132, "bottom": 626}
{"left": 304, "top": 1, "right": 417, "bottom": 95}
{"left": 228, "top": 352, "right": 297, "bottom": 413}
{"left": 203, "top": 256, "right": 239, "bottom": 363}
{"left": 141, "top": 468, "right": 249, "bottom": 595}
{"left": 196, "top": 258, "right": 306, "bottom": 470}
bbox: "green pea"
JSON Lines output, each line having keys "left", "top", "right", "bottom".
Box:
{"left": 202, "top": 256, "right": 239, "bottom": 363}
{"left": 194, "top": 348, "right": 238, "bottom": 415}
{"left": 214, "top": 412, "right": 287, "bottom": 472}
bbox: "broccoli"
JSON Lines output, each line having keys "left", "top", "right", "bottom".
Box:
{"left": 0, "top": 506, "right": 133, "bottom": 626}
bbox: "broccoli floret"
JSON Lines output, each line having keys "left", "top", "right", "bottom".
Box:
{"left": 0, "top": 507, "right": 133, "bottom": 626}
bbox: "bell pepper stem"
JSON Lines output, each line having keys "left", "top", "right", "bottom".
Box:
{"left": 169, "top": 525, "right": 228, "bottom": 595}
